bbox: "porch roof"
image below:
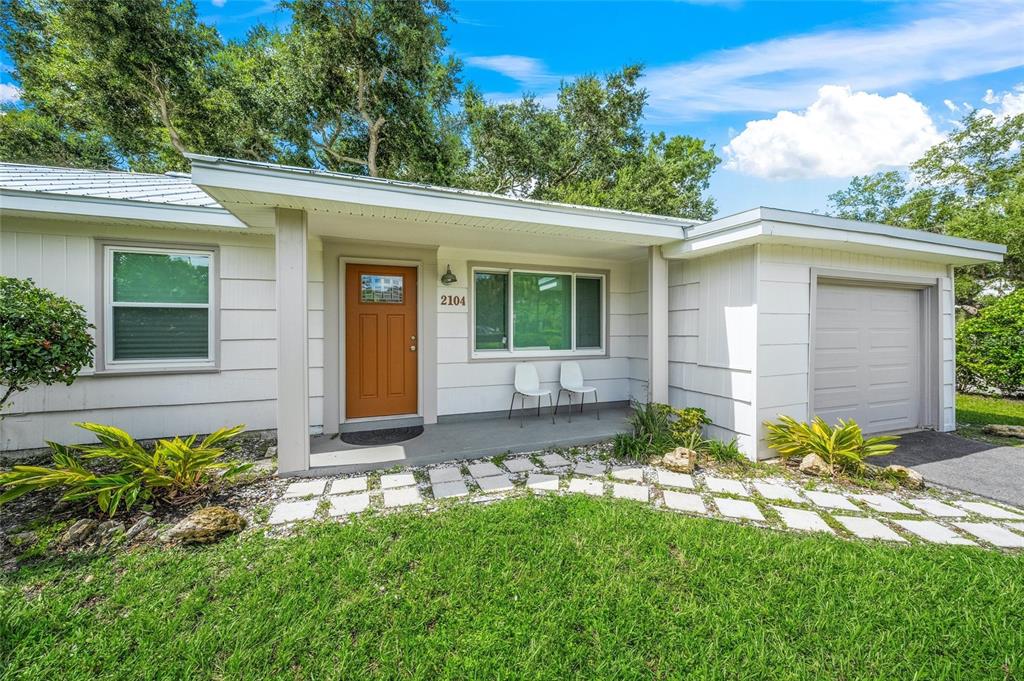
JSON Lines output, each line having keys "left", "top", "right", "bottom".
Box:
{"left": 186, "top": 154, "right": 695, "bottom": 250}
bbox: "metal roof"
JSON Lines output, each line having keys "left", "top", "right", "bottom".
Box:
{"left": 0, "top": 162, "right": 221, "bottom": 208}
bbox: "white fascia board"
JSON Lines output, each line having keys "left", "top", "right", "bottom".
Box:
{"left": 662, "top": 219, "right": 1005, "bottom": 264}
{"left": 187, "top": 156, "right": 688, "bottom": 243}
{"left": 0, "top": 189, "right": 247, "bottom": 229}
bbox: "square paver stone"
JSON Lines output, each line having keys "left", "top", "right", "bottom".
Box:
{"left": 662, "top": 490, "right": 707, "bottom": 514}
{"left": 834, "top": 516, "right": 906, "bottom": 542}
{"left": 428, "top": 466, "right": 463, "bottom": 484}
{"left": 714, "top": 497, "right": 765, "bottom": 521}
{"left": 956, "top": 501, "right": 1024, "bottom": 520}
{"left": 804, "top": 490, "right": 859, "bottom": 511}
{"left": 269, "top": 499, "right": 318, "bottom": 525}
{"left": 852, "top": 494, "right": 920, "bottom": 515}
{"left": 383, "top": 486, "right": 423, "bottom": 508}
{"left": 540, "top": 453, "right": 571, "bottom": 468}
{"left": 703, "top": 476, "right": 748, "bottom": 496}
{"left": 432, "top": 480, "right": 469, "bottom": 499}
{"left": 611, "top": 467, "right": 644, "bottom": 482}
{"left": 753, "top": 481, "right": 803, "bottom": 503}
{"left": 612, "top": 483, "right": 650, "bottom": 502}
{"left": 574, "top": 460, "right": 606, "bottom": 477}
{"left": 954, "top": 522, "right": 1024, "bottom": 548}
{"left": 892, "top": 519, "right": 974, "bottom": 545}
{"left": 526, "top": 473, "right": 560, "bottom": 491}
{"left": 568, "top": 477, "right": 604, "bottom": 496}
{"left": 328, "top": 492, "right": 370, "bottom": 517}
{"left": 504, "top": 457, "right": 536, "bottom": 473}
{"left": 476, "top": 474, "right": 514, "bottom": 493}
{"left": 468, "top": 462, "right": 504, "bottom": 479}
{"left": 329, "top": 477, "right": 368, "bottom": 495}
{"left": 907, "top": 498, "right": 967, "bottom": 517}
{"left": 656, "top": 470, "right": 694, "bottom": 489}
{"left": 772, "top": 506, "right": 833, "bottom": 533}
{"left": 380, "top": 473, "right": 416, "bottom": 489}
{"left": 282, "top": 479, "right": 327, "bottom": 498}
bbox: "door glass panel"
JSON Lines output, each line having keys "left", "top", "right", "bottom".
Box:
{"left": 360, "top": 274, "right": 404, "bottom": 303}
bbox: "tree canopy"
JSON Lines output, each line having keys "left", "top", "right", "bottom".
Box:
{"left": 827, "top": 112, "right": 1024, "bottom": 305}
{"left": 0, "top": 0, "right": 719, "bottom": 219}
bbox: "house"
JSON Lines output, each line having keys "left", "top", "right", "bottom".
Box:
{"left": 0, "top": 159, "right": 1006, "bottom": 473}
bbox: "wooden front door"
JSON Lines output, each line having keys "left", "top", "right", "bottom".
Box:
{"left": 345, "top": 264, "right": 418, "bottom": 418}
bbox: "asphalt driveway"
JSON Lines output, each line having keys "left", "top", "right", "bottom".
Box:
{"left": 874, "top": 430, "right": 1024, "bottom": 508}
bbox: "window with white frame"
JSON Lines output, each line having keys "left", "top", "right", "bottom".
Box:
{"left": 472, "top": 267, "right": 605, "bottom": 355}
{"left": 104, "top": 245, "right": 215, "bottom": 367}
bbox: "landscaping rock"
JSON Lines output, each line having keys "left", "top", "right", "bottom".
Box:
{"left": 91, "top": 521, "right": 125, "bottom": 549}
{"left": 58, "top": 519, "right": 98, "bottom": 548}
{"left": 164, "top": 506, "right": 246, "bottom": 544}
{"left": 982, "top": 424, "right": 1024, "bottom": 439}
{"left": 124, "top": 516, "right": 153, "bottom": 543}
{"left": 799, "top": 453, "right": 832, "bottom": 477}
{"left": 885, "top": 465, "right": 925, "bottom": 489}
{"left": 8, "top": 530, "right": 38, "bottom": 548}
{"left": 661, "top": 447, "right": 695, "bottom": 473}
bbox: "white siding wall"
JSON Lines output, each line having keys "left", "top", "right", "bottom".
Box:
{"left": 432, "top": 246, "right": 640, "bottom": 416}
{"left": 755, "top": 244, "right": 954, "bottom": 458}
{"left": 0, "top": 220, "right": 324, "bottom": 451}
{"left": 627, "top": 257, "right": 649, "bottom": 401}
{"left": 666, "top": 247, "right": 758, "bottom": 453}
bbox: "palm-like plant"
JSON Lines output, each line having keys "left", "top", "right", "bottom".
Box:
{"left": 0, "top": 423, "right": 251, "bottom": 515}
{"left": 763, "top": 415, "right": 898, "bottom": 473}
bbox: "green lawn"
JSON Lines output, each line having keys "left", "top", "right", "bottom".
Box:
{"left": 3, "top": 495, "right": 1022, "bottom": 680}
{"left": 957, "top": 393, "right": 1024, "bottom": 446}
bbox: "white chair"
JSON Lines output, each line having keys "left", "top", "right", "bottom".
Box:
{"left": 556, "top": 361, "right": 599, "bottom": 422}
{"left": 508, "top": 363, "right": 555, "bottom": 427}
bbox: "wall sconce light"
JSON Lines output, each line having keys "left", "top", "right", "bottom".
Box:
{"left": 440, "top": 265, "right": 458, "bottom": 286}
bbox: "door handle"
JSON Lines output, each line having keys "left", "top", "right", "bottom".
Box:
{"left": 410, "top": 345, "right": 417, "bottom": 352}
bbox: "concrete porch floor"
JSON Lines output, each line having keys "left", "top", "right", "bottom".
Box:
{"left": 306, "top": 405, "right": 630, "bottom": 476}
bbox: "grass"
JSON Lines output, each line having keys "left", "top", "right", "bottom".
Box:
{"left": 3, "top": 495, "right": 1023, "bottom": 680}
{"left": 957, "top": 393, "right": 1024, "bottom": 446}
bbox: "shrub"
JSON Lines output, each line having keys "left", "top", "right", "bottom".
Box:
{"left": 956, "top": 290, "right": 1024, "bottom": 395}
{"left": 763, "top": 415, "right": 898, "bottom": 473}
{"left": 0, "top": 277, "right": 96, "bottom": 413}
{"left": 705, "top": 438, "right": 744, "bottom": 463}
{"left": 613, "top": 402, "right": 711, "bottom": 460}
{"left": 0, "top": 423, "right": 252, "bottom": 516}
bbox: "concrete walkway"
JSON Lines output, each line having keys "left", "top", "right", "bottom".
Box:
{"left": 874, "top": 431, "right": 1024, "bottom": 508}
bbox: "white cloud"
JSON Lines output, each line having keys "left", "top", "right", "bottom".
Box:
{"left": 211, "top": 0, "right": 227, "bottom": 6}
{"left": 943, "top": 99, "right": 958, "bottom": 112}
{"left": 465, "top": 55, "right": 556, "bottom": 87}
{"left": 641, "top": 2, "right": 1024, "bottom": 121}
{"left": 0, "top": 83, "right": 21, "bottom": 104}
{"left": 977, "top": 84, "right": 1024, "bottom": 120}
{"left": 723, "top": 85, "right": 942, "bottom": 179}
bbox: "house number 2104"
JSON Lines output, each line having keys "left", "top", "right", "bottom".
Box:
{"left": 440, "top": 294, "right": 466, "bottom": 306}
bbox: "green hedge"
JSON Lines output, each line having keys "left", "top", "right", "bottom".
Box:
{"left": 956, "top": 290, "right": 1024, "bottom": 395}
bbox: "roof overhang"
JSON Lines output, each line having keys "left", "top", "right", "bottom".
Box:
{"left": 0, "top": 188, "right": 247, "bottom": 230}
{"left": 661, "top": 207, "right": 1006, "bottom": 266}
{"left": 185, "top": 154, "right": 692, "bottom": 247}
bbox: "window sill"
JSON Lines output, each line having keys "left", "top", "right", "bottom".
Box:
{"left": 470, "top": 350, "right": 608, "bottom": 362}
{"left": 94, "top": 365, "right": 220, "bottom": 378}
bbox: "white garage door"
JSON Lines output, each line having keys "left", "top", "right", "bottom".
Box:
{"left": 813, "top": 282, "right": 921, "bottom": 433}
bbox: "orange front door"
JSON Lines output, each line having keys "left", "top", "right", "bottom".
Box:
{"left": 345, "top": 264, "right": 418, "bottom": 418}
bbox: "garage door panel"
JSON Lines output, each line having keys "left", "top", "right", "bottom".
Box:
{"left": 813, "top": 282, "right": 921, "bottom": 434}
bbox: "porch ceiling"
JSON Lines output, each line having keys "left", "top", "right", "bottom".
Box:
{"left": 187, "top": 154, "right": 692, "bottom": 259}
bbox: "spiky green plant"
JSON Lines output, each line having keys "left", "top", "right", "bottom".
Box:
{"left": 763, "top": 416, "right": 898, "bottom": 473}
{"left": 0, "top": 423, "right": 251, "bottom": 516}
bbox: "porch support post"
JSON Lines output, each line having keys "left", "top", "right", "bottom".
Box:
{"left": 647, "top": 245, "right": 669, "bottom": 404}
{"left": 275, "top": 207, "right": 310, "bottom": 474}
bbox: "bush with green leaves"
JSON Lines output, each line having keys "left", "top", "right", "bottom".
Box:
{"left": 763, "top": 415, "right": 898, "bottom": 473}
{"left": 956, "top": 290, "right": 1024, "bottom": 396}
{"left": 0, "top": 423, "right": 251, "bottom": 516}
{"left": 613, "top": 401, "right": 711, "bottom": 460}
{"left": 1, "top": 277, "right": 95, "bottom": 412}
{"left": 705, "top": 438, "right": 744, "bottom": 464}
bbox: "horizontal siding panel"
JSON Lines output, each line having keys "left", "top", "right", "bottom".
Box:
{"left": 759, "top": 313, "right": 809, "bottom": 345}
{"left": 759, "top": 373, "right": 809, "bottom": 408}
{"left": 437, "top": 357, "right": 629, "bottom": 389}
{"left": 221, "top": 245, "right": 274, "bottom": 280}
{"left": 759, "top": 344, "right": 808, "bottom": 377}
{"left": 437, "top": 337, "right": 469, "bottom": 364}
{"left": 221, "top": 310, "right": 276, "bottom": 340}
{"left": 759, "top": 281, "right": 809, "bottom": 314}
{"left": 439, "top": 377, "right": 628, "bottom": 415}
{"left": 221, "top": 339, "right": 276, "bottom": 369}
{"left": 437, "top": 312, "right": 468, "bottom": 338}
{"left": 221, "top": 279, "right": 275, "bottom": 309}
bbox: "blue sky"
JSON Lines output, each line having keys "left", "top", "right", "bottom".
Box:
{"left": 6, "top": 1, "right": 1024, "bottom": 216}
